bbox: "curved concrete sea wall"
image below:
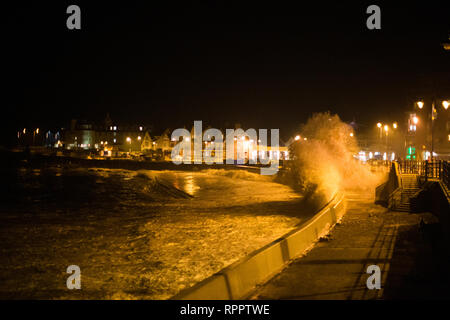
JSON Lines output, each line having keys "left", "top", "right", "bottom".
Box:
{"left": 172, "top": 192, "right": 346, "bottom": 300}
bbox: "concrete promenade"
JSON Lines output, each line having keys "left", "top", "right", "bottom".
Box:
{"left": 251, "top": 187, "right": 450, "bottom": 300}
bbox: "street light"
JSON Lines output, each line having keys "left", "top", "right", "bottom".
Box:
{"left": 383, "top": 125, "right": 390, "bottom": 153}
{"left": 294, "top": 135, "right": 300, "bottom": 141}
{"left": 415, "top": 100, "right": 449, "bottom": 159}
{"left": 393, "top": 122, "right": 398, "bottom": 129}
{"left": 443, "top": 100, "right": 449, "bottom": 110}
{"left": 376, "top": 122, "right": 383, "bottom": 139}
{"left": 126, "top": 137, "right": 132, "bottom": 153}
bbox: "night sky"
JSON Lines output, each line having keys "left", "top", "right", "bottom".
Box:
{"left": 4, "top": 1, "right": 450, "bottom": 144}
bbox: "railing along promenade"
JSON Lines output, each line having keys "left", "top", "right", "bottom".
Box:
{"left": 397, "top": 160, "right": 450, "bottom": 189}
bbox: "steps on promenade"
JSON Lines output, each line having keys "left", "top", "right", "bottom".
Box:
{"left": 389, "top": 174, "right": 420, "bottom": 212}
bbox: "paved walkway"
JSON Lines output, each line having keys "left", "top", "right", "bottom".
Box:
{"left": 251, "top": 188, "right": 450, "bottom": 300}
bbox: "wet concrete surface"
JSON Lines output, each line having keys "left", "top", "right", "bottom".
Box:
{"left": 251, "top": 188, "right": 450, "bottom": 300}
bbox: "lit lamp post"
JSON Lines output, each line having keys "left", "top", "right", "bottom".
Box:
{"left": 416, "top": 99, "right": 449, "bottom": 159}
{"left": 126, "top": 137, "right": 131, "bottom": 153}
{"left": 33, "top": 128, "right": 39, "bottom": 145}
{"left": 443, "top": 36, "right": 450, "bottom": 51}
{"left": 384, "top": 124, "right": 389, "bottom": 153}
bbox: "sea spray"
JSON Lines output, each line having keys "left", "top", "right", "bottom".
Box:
{"left": 279, "top": 112, "right": 384, "bottom": 210}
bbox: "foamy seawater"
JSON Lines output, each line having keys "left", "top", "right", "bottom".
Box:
{"left": 0, "top": 166, "right": 312, "bottom": 299}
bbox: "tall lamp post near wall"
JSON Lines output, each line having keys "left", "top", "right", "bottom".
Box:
{"left": 126, "top": 137, "right": 132, "bottom": 153}
{"left": 384, "top": 125, "right": 389, "bottom": 152}
{"left": 416, "top": 99, "right": 449, "bottom": 159}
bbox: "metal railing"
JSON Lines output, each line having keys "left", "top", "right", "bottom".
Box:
{"left": 443, "top": 161, "right": 450, "bottom": 190}
{"left": 397, "top": 160, "right": 449, "bottom": 185}
{"left": 397, "top": 160, "right": 426, "bottom": 175}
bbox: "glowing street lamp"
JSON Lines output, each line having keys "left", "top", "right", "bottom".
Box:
{"left": 126, "top": 137, "right": 132, "bottom": 153}
{"left": 443, "top": 100, "right": 449, "bottom": 110}
{"left": 384, "top": 125, "right": 389, "bottom": 132}
{"left": 376, "top": 122, "right": 383, "bottom": 139}
{"left": 393, "top": 122, "right": 398, "bottom": 129}
{"left": 413, "top": 116, "right": 419, "bottom": 125}
{"left": 294, "top": 135, "right": 300, "bottom": 141}
{"left": 349, "top": 132, "right": 354, "bottom": 137}
{"left": 417, "top": 101, "right": 424, "bottom": 109}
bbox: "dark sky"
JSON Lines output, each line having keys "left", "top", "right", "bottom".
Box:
{"left": 4, "top": 1, "right": 450, "bottom": 143}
